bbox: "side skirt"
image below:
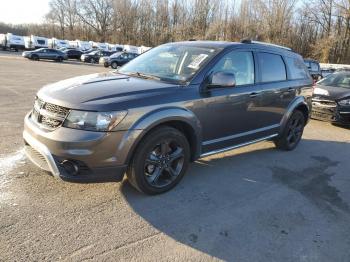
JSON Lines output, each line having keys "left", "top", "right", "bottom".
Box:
{"left": 200, "top": 134, "right": 278, "bottom": 158}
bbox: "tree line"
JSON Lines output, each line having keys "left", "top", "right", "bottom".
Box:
{"left": 1, "top": 0, "right": 350, "bottom": 63}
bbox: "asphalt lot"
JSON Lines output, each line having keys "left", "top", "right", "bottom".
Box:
{"left": 1, "top": 55, "right": 350, "bottom": 262}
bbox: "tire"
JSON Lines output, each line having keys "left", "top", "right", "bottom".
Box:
{"left": 274, "top": 110, "right": 305, "bottom": 151}
{"left": 104, "top": 62, "right": 109, "bottom": 68}
{"left": 57, "top": 56, "right": 63, "bottom": 62}
{"left": 32, "top": 55, "right": 39, "bottom": 61}
{"left": 127, "top": 126, "right": 190, "bottom": 195}
{"left": 111, "top": 61, "right": 118, "bottom": 69}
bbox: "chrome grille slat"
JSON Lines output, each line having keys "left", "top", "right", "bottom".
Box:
{"left": 31, "top": 97, "right": 69, "bottom": 130}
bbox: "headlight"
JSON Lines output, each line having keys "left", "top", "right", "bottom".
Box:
{"left": 63, "top": 110, "right": 127, "bottom": 131}
{"left": 338, "top": 99, "right": 350, "bottom": 106}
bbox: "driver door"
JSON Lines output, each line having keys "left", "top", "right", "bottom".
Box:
{"left": 195, "top": 50, "right": 269, "bottom": 153}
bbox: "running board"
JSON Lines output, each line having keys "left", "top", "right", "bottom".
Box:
{"left": 200, "top": 134, "right": 278, "bottom": 158}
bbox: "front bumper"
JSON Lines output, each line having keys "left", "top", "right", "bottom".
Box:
{"left": 23, "top": 112, "right": 141, "bottom": 182}
{"left": 311, "top": 101, "right": 350, "bottom": 124}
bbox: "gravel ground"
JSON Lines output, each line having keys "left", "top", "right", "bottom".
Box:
{"left": 1, "top": 56, "right": 350, "bottom": 262}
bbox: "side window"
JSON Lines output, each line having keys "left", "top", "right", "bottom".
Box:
{"left": 285, "top": 57, "right": 309, "bottom": 80}
{"left": 211, "top": 51, "right": 255, "bottom": 86}
{"left": 258, "top": 53, "right": 286, "bottom": 82}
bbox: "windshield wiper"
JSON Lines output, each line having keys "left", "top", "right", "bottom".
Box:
{"left": 127, "top": 72, "right": 161, "bottom": 81}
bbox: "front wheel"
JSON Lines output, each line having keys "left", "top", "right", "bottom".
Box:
{"left": 111, "top": 61, "right": 118, "bottom": 69}
{"left": 31, "top": 55, "right": 39, "bottom": 61}
{"left": 274, "top": 110, "right": 305, "bottom": 151}
{"left": 126, "top": 126, "right": 190, "bottom": 195}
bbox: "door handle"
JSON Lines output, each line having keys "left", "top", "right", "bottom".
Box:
{"left": 249, "top": 92, "right": 261, "bottom": 98}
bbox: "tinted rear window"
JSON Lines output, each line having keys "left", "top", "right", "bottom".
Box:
{"left": 285, "top": 57, "right": 309, "bottom": 80}
{"left": 258, "top": 53, "right": 286, "bottom": 82}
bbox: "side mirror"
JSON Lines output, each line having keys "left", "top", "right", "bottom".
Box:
{"left": 208, "top": 71, "right": 236, "bottom": 88}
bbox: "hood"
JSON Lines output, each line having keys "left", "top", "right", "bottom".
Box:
{"left": 314, "top": 84, "right": 350, "bottom": 101}
{"left": 37, "top": 72, "right": 180, "bottom": 111}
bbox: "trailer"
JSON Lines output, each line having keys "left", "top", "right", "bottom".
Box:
{"left": 139, "top": 45, "right": 152, "bottom": 54}
{"left": 108, "top": 43, "right": 123, "bottom": 52}
{"left": 69, "top": 40, "right": 92, "bottom": 51}
{"left": 24, "top": 35, "right": 49, "bottom": 49}
{"left": 48, "top": 38, "right": 70, "bottom": 49}
{"left": 123, "top": 44, "right": 139, "bottom": 54}
{"left": 0, "top": 33, "right": 25, "bottom": 51}
{"left": 89, "top": 41, "right": 109, "bottom": 51}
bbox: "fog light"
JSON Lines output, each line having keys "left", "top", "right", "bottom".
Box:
{"left": 61, "top": 160, "right": 79, "bottom": 176}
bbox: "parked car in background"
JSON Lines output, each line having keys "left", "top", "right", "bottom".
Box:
{"left": 312, "top": 71, "right": 350, "bottom": 125}
{"left": 100, "top": 51, "right": 138, "bottom": 69}
{"left": 304, "top": 59, "right": 322, "bottom": 81}
{"left": 80, "top": 50, "right": 113, "bottom": 63}
{"left": 23, "top": 40, "right": 312, "bottom": 194}
{"left": 63, "top": 49, "right": 83, "bottom": 60}
{"left": 321, "top": 68, "right": 335, "bottom": 78}
{"left": 22, "top": 48, "right": 68, "bottom": 62}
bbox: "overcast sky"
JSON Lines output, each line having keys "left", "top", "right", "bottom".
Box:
{"left": 0, "top": 0, "right": 49, "bottom": 24}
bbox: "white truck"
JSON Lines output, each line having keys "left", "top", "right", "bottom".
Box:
{"left": 0, "top": 33, "right": 25, "bottom": 51}
{"left": 48, "top": 38, "right": 70, "bottom": 49}
{"left": 24, "top": 35, "right": 49, "bottom": 49}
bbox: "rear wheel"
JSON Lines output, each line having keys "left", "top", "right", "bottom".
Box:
{"left": 31, "top": 55, "right": 39, "bottom": 61}
{"left": 274, "top": 110, "right": 305, "bottom": 151}
{"left": 127, "top": 126, "right": 190, "bottom": 194}
{"left": 57, "top": 56, "right": 63, "bottom": 62}
{"left": 111, "top": 61, "right": 118, "bottom": 69}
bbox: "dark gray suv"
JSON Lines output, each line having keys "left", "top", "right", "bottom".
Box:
{"left": 23, "top": 40, "right": 313, "bottom": 194}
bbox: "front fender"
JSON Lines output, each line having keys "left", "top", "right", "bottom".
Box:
{"left": 118, "top": 107, "right": 202, "bottom": 165}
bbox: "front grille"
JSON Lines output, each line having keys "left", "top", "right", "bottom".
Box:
{"left": 312, "top": 97, "right": 337, "bottom": 107}
{"left": 31, "top": 97, "right": 69, "bottom": 130}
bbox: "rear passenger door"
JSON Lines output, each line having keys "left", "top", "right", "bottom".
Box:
{"left": 256, "top": 52, "right": 295, "bottom": 127}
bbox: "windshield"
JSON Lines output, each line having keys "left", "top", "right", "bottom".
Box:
{"left": 318, "top": 72, "right": 350, "bottom": 89}
{"left": 118, "top": 44, "right": 221, "bottom": 83}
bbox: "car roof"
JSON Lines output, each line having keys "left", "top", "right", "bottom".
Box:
{"left": 165, "top": 40, "right": 299, "bottom": 56}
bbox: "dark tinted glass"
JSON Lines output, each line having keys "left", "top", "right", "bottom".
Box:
{"left": 37, "top": 39, "right": 46, "bottom": 45}
{"left": 258, "top": 53, "right": 286, "bottom": 82}
{"left": 285, "top": 57, "right": 309, "bottom": 80}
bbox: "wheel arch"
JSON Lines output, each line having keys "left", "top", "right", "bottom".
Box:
{"left": 280, "top": 97, "right": 310, "bottom": 134}
{"left": 123, "top": 107, "right": 202, "bottom": 165}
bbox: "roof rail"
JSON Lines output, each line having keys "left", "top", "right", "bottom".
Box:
{"left": 240, "top": 39, "right": 292, "bottom": 51}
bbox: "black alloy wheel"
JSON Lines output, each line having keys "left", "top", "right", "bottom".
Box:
{"left": 127, "top": 126, "right": 190, "bottom": 194}
{"left": 144, "top": 139, "right": 185, "bottom": 188}
{"left": 274, "top": 110, "right": 305, "bottom": 150}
